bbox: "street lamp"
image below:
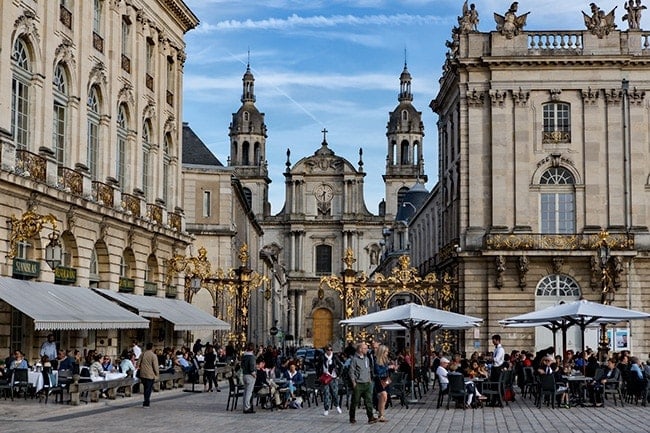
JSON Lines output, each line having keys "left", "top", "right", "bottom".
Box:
{"left": 44, "top": 230, "right": 63, "bottom": 269}
{"left": 597, "top": 230, "right": 613, "bottom": 362}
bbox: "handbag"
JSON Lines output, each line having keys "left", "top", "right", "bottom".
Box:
{"left": 319, "top": 372, "right": 333, "bottom": 385}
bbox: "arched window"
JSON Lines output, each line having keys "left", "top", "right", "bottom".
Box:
{"left": 400, "top": 140, "right": 410, "bottom": 165}
{"left": 243, "top": 111, "right": 249, "bottom": 122}
{"left": 89, "top": 248, "right": 99, "bottom": 287}
{"left": 116, "top": 104, "right": 128, "bottom": 191}
{"left": 162, "top": 133, "right": 172, "bottom": 206}
{"left": 242, "top": 141, "right": 250, "bottom": 165}
{"left": 12, "top": 38, "right": 31, "bottom": 150}
{"left": 539, "top": 167, "right": 575, "bottom": 234}
{"left": 242, "top": 187, "right": 252, "bottom": 210}
{"left": 397, "top": 186, "right": 409, "bottom": 209}
{"left": 315, "top": 245, "right": 332, "bottom": 276}
{"left": 53, "top": 63, "right": 69, "bottom": 166}
{"left": 535, "top": 274, "right": 581, "bottom": 297}
{"left": 142, "top": 121, "right": 152, "bottom": 200}
{"left": 543, "top": 102, "right": 571, "bottom": 143}
{"left": 391, "top": 141, "right": 397, "bottom": 165}
{"left": 401, "top": 109, "right": 408, "bottom": 122}
{"left": 254, "top": 142, "right": 261, "bottom": 165}
{"left": 87, "top": 86, "right": 101, "bottom": 180}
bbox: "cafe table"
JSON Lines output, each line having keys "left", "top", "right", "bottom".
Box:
{"left": 563, "top": 375, "right": 591, "bottom": 406}
{"left": 28, "top": 369, "right": 58, "bottom": 393}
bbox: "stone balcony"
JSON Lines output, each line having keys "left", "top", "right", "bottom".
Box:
{"left": 0, "top": 141, "right": 185, "bottom": 232}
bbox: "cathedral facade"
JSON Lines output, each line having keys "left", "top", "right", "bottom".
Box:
{"left": 223, "top": 63, "right": 427, "bottom": 348}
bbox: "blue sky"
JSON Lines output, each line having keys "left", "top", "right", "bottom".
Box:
{"left": 181, "top": 0, "right": 618, "bottom": 213}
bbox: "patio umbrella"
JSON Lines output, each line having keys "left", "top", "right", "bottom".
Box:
{"left": 340, "top": 303, "right": 482, "bottom": 380}
{"left": 499, "top": 299, "right": 650, "bottom": 355}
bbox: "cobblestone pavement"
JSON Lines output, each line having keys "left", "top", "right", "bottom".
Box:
{"left": 1, "top": 383, "right": 648, "bottom": 433}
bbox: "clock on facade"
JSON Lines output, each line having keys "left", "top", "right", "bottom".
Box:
{"left": 314, "top": 183, "right": 334, "bottom": 202}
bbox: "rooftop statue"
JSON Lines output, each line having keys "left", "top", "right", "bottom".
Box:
{"left": 494, "top": 2, "right": 530, "bottom": 39}
{"left": 583, "top": 3, "right": 617, "bottom": 38}
{"left": 623, "top": 0, "right": 646, "bottom": 30}
{"left": 458, "top": 1, "right": 480, "bottom": 34}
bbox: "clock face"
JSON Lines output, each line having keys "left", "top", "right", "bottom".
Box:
{"left": 314, "top": 184, "right": 333, "bottom": 202}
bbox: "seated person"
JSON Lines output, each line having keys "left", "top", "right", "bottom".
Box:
{"left": 466, "top": 360, "right": 488, "bottom": 379}
{"left": 57, "top": 350, "right": 73, "bottom": 371}
{"left": 119, "top": 350, "right": 136, "bottom": 376}
{"left": 537, "top": 356, "right": 569, "bottom": 408}
{"left": 588, "top": 357, "right": 620, "bottom": 406}
{"left": 282, "top": 362, "right": 304, "bottom": 402}
{"left": 436, "top": 357, "right": 450, "bottom": 393}
{"left": 89, "top": 354, "right": 106, "bottom": 378}
{"left": 101, "top": 355, "right": 115, "bottom": 372}
{"left": 629, "top": 356, "right": 649, "bottom": 397}
{"left": 253, "top": 357, "right": 282, "bottom": 408}
{"left": 175, "top": 351, "right": 193, "bottom": 373}
{"left": 9, "top": 350, "right": 28, "bottom": 370}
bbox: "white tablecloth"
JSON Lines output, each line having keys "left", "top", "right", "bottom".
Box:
{"left": 28, "top": 370, "right": 58, "bottom": 392}
{"left": 90, "top": 372, "right": 127, "bottom": 382}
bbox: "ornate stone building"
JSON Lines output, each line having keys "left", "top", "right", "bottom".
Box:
{"left": 0, "top": 0, "right": 199, "bottom": 360}
{"left": 411, "top": 3, "right": 650, "bottom": 356}
{"left": 219, "top": 63, "right": 429, "bottom": 348}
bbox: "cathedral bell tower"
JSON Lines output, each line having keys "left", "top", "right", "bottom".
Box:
{"left": 229, "top": 62, "right": 271, "bottom": 217}
{"left": 383, "top": 63, "right": 427, "bottom": 220}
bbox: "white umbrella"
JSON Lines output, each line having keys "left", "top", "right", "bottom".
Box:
{"left": 340, "top": 303, "right": 482, "bottom": 330}
{"left": 340, "top": 303, "right": 482, "bottom": 381}
{"left": 499, "top": 299, "right": 650, "bottom": 355}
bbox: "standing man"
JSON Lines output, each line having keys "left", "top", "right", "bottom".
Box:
{"left": 131, "top": 340, "right": 142, "bottom": 361}
{"left": 489, "top": 334, "right": 505, "bottom": 405}
{"left": 139, "top": 342, "right": 159, "bottom": 408}
{"left": 241, "top": 342, "right": 257, "bottom": 414}
{"left": 348, "top": 342, "right": 378, "bottom": 425}
{"left": 40, "top": 334, "right": 57, "bottom": 361}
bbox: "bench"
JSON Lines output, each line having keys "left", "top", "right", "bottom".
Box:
{"left": 68, "top": 376, "right": 136, "bottom": 405}
{"left": 154, "top": 370, "right": 185, "bottom": 391}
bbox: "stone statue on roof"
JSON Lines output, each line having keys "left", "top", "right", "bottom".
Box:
{"left": 458, "top": 1, "right": 480, "bottom": 34}
{"left": 583, "top": 3, "right": 617, "bottom": 38}
{"left": 494, "top": 2, "right": 530, "bottom": 39}
{"left": 623, "top": 0, "right": 646, "bottom": 30}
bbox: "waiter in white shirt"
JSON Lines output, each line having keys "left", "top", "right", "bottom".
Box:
{"left": 490, "top": 334, "right": 505, "bottom": 381}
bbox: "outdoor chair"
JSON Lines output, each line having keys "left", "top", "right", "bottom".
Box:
{"left": 537, "top": 374, "right": 566, "bottom": 409}
{"left": 0, "top": 376, "right": 12, "bottom": 400}
{"left": 521, "top": 367, "right": 537, "bottom": 400}
{"left": 11, "top": 368, "right": 31, "bottom": 399}
{"left": 446, "top": 373, "right": 467, "bottom": 409}
{"left": 602, "top": 379, "right": 624, "bottom": 407}
{"left": 338, "top": 378, "right": 350, "bottom": 409}
{"left": 226, "top": 375, "right": 244, "bottom": 411}
{"left": 435, "top": 374, "right": 448, "bottom": 409}
{"left": 299, "top": 373, "right": 320, "bottom": 407}
{"left": 389, "top": 371, "right": 408, "bottom": 408}
{"left": 481, "top": 370, "right": 504, "bottom": 407}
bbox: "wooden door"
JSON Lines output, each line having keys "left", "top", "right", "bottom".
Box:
{"left": 312, "top": 308, "right": 333, "bottom": 349}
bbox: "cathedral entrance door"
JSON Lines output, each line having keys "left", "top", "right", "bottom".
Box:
{"left": 312, "top": 308, "right": 333, "bottom": 348}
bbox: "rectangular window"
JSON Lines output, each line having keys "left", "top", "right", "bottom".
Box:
{"left": 543, "top": 103, "right": 571, "bottom": 143}
{"left": 162, "top": 162, "right": 169, "bottom": 206}
{"left": 142, "top": 149, "right": 150, "bottom": 200}
{"left": 315, "top": 245, "right": 332, "bottom": 276}
{"left": 121, "top": 17, "right": 130, "bottom": 56}
{"left": 11, "top": 79, "right": 29, "bottom": 149}
{"left": 146, "top": 39, "right": 155, "bottom": 74}
{"left": 93, "top": 0, "right": 102, "bottom": 34}
{"left": 87, "top": 120, "right": 99, "bottom": 180}
{"left": 116, "top": 136, "right": 126, "bottom": 190}
{"left": 202, "top": 191, "right": 211, "bottom": 217}
{"left": 541, "top": 193, "right": 574, "bottom": 234}
{"left": 17, "top": 241, "right": 30, "bottom": 259}
{"left": 53, "top": 103, "right": 66, "bottom": 165}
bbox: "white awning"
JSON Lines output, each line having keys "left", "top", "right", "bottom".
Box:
{"left": 94, "top": 289, "right": 231, "bottom": 331}
{"left": 0, "top": 277, "right": 150, "bottom": 330}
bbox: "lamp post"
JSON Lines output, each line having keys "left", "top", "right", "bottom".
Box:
{"left": 168, "top": 244, "right": 268, "bottom": 349}
{"left": 597, "top": 230, "right": 613, "bottom": 362}
{"left": 9, "top": 209, "right": 61, "bottom": 269}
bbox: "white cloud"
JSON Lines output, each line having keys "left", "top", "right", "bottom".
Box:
{"left": 194, "top": 13, "right": 446, "bottom": 33}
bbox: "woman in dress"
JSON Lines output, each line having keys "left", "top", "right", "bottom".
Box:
{"left": 373, "top": 345, "right": 392, "bottom": 422}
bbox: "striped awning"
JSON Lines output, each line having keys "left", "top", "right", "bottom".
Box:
{"left": 0, "top": 277, "right": 150, "bottom": 330}
{"left": 94, "top": 289, "right": 231, "bottom": 331}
